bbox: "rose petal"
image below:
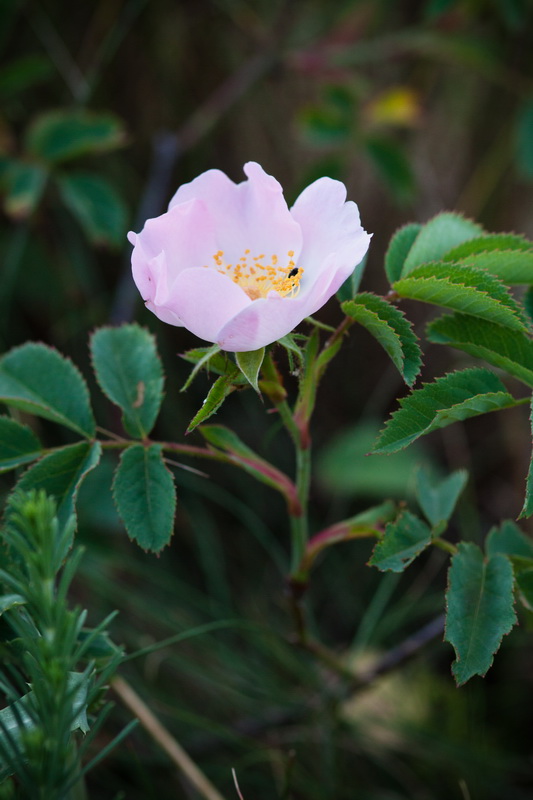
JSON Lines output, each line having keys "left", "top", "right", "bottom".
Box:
{"left": 169, "top": 162, "right": 303, "bottom": 267}
{"left": 161, "top": 267, "right": 252, "bottom": 343}
{"left": 291, "top": 177, "right": 371, "bottom": 285}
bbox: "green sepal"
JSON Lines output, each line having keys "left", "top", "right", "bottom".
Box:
{"left": 235, "top": 348, "right": 265, "bottom": 394}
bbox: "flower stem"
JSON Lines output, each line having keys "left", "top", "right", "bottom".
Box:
{"left": 289, "top": 440, "right": 312, "bottom": 576}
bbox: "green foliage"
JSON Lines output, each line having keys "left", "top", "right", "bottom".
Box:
{"left": 393, "top": 262, "right": 528, "bottom": 332}
{"left": 365, "top": 135, "right": 415, "bottom": 203}
{"left": 0, "top": 343, "right": 95, "bottom": 438}
{"left": 415, "top": 467, "right": 468, "bottom": 526}
{"left": 384, "top": 222, "right": 422, "bottom": 283}
{"left": 373, "top": 368, "right": 520, "bottom": 454}
{"left": 0, "top": 417, "right": 41, "bottom": 473}
{"left": 342, "top": 292, "right": 422, "bottom": 385}
{"left": 90, "top": 325, "right": 164, "bottom": 438}
{"left": 521, "top": 399, "right": 533, "bottom": 518}
{"left": 485, "top": 519, "right": 533, "bottom": 560}
{"left": 445, "top": 543, "right": 516, "bottom": 685}
{"left": 16, "top": 442, "right": 102, "bottom": 528}
{"left": 336, "top": 253, "right": 368, "bottom": 302}
{"left": 186, "top": 367, "right": 240, "bottom": 433}
{"left": 515, "top": 97, "right": 533, "bottom": 180}
{"left": 443, "top": 233, "right": 533, "bottom": 261}
{"left": 112, "top": 444, "right": 176, "bottom": 552}
{"left": 401, "top": 212, "right": 484, "bottom": 275}
{"left": 235, "top": 347, "right": 266, "bottom": 393}
{"left": 57, "top": 171, "right": 127, "bottom": 247}
{"left": 427, "top": 313, "right": 533, "bottom": 387}
{"left": 25, "top": 109, "right": 125, "bottom": 164}
{"left": 369, "top": 510, "right": 432, "bottom": 572}
{"left": 1, "top": 159, "right": 47, "bottom": 219}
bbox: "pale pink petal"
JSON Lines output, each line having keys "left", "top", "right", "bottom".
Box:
{"left": 134, "top": 198, "right": 218, "bottom": 277}
{"left": 161, "top": 267, "right": 252, "bottom": 343}
{"left": 217, "top": 257, "right": 338, "bottom": 352}
{"left": 290, "top": 177, "right": 371, "bottom": 286}
{"left": 169, "top": 162, "right": 302, "bottom": 266}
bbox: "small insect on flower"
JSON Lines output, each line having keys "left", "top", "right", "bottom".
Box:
{"left": 129, "top": 162, "right": 371, "bottom": 352}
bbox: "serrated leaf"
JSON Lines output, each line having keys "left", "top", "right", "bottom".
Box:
{"left": 520, "top": 398, "right": 533, "bottom": 518}
{"left": 384, "top": 223, "right": 422, "bottom": 283}
{"left": 0, "top": 343, "right": 95, "bottom": 437}
{"left": 445, "top": 543, "right": 516, "bottom": 685}
{"left": 369, "top": 510, "right": 431, "bottom": 572}
{"left": 402, "top": 212, "right": 484, "bottom": 274}
{"left": 16, "top": 442, "right": 102, "bottom": 528}
{"left": 2, "top": 159, "right": 47, "bottom": 219}
{"left": 451, "top": 250, "right": 533, "bottom": 285}
{"left": 57, "top": 171, "right": 127, "bottom": 247}
{"left": 443, "top": 234, "right": 533, "bottom": 261}
{"left": 186, "top": 368, "right": 239, "bottom": 434}
{"left": 373, "top": 368, "right": 520, "bottom": 455}
{"left": 485, "top": 519, "right": 533, "bottom": 559}
{"left": 427, "top": 313, "right": 533, "bottom": 388}
{"left": 112, "top": 443, "right": 175, "bottom": 552}
{"left": 394, "top": 262, "right": 528, "bottom": 331}
{"left": 90, "top": 325, "right": 164, "bottom": 438}
{"left": 0, "top": 416, "right": 41, "bottom": 473}
{"left": 25, "top": 109, "right": 125, "bottom": 164}
{"left": 415, "top": 467, "right": 468, "bottom": 526}
{"left": 343, "top": 292, "right": 421, "bottom": 385}
{"left": 235, "top": 348, "right": 265, "bottom": 393}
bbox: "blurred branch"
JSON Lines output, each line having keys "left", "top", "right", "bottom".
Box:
{"left": 112, "top": 676, "right": 228, "bottom": 800}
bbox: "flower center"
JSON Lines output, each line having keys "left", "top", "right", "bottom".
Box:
{"left": 204, "top": 249, "right": 304, "bottom": 301}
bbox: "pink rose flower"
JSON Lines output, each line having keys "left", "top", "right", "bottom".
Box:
{"left": 128, "top": 162, "right": 371, "bottom": 352}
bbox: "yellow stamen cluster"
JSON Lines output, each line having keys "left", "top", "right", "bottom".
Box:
{"left": 204, "top": 249, "right": 303, "bottom": 301}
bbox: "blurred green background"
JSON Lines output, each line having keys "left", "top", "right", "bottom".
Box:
{"left": 2, "top": 1, "right": 533, "bottom": 797}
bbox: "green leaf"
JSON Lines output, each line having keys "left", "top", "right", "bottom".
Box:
{"left": 443, "top": 233, "right": 533, "bottom": 261}
{"left": 521, "top": 398, "right": 533, "bottom": 518}
{"left": 186, "top": 368, "right": 239, "bottom": 434}
{"left": 427, "top": 313, "right": 533, "bottom": 388}
{"left": 16, "top": 442, "right": 102, "bottom": 528}
{"left": 485, "top": 519, "right": 533, "bottom": 560}
{"left": 0, "top": 416, "right": 41, "bottom": 473}
{"left": 0, "top": 343, "right": 95, "bottom": 437}
{"left": 402, "top": 212, "right": 484, "bottom": 274}
{"left": 342, "top": 292, "right": 422, "bottom": 385}
{"left": 336, "top": 253, "right": 368, "bottom": 301}
{"left": 90, "top": 325, "right": 164, "bottom": 438}
{"left": 450, "top": 251, "right": 533, "bottom": 285}
{"left": 25, "top": 109, "right": 125, "bottom": 164}
{"left": 415, "top": 467, "right": 468, "bottom": 526}
{"left": 369, "top": 510, "right": 431, "bottom": 572}
{"left": 0, "top": 594, "right": 25, "bottom": 615}
{"left": 445, "top": 543, "right": 516, "bottom": 685}
{"left": 373, "top": 368, "right": 520, "bottom": 455}
{"left": 384, "top": 223, "right": 422, "bottom": 283}
{"left": 393, "top": 262, "right": 528, "bottom": 332}
{"left": 365, "top": 135, "right": 415, "bottom": 203}
{"left": 235, "top": 348, "right": 265, "bottom": 393}
{"left": 2, "top": 159, "right": 47, "bottom": 219}
{"left": 112, "top": 444, "right": 176, "bottom": 552}
{"left": 57, "top": 171, "right": 127, "bottom": 247}
{"left": 0, "top": 54, "right": 53, "bottom": 98}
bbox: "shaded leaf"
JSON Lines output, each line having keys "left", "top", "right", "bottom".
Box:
{"left": 445, "top": 543, "right": 516, "bottom": 685}
{"left": 369, "top": 510, "right": 431, "bottom": 572}
{"left": 57, "top": 171, "right": 127, "bottom": 247}
{"left": 415, "top": 467, "right": 468, "bottom": 526}
{"left": 0, "top": 594, "right": 25, "bottom": 615}
{"left": 0, "top": 54, "right": 53, "bottom": 98}
{"left": 486, "top": 519, "right": 533, "bottom": 560}
{"left": 516, "top": 98, "right": 533, "bottom": 180}
{"left": 427, "top": 313, "right": 533, "bottom": 388}
{"left": 25, "top": 109, "right": 125, "bottom": 164}
{"left": 336, "top": 253, "right": 368, "bottom": 301}
{"left": 2, "top": 159, "right": 47, "bottom": 219}
{"left": 394, "top": 262, "right": 528, "bottom": 331}
{"left": 16, "top": 442, "right": 102, "bottom": 528}
{"left": 384, "top": 222, "right": 421, "bottom": 283}
{"left": 521, "top": 398, "right": 533, "bottom": 518}
{"left": 402, "top": 212, "right": 483, "bottom": 274}
{"left": 0, "top": 416, "right": 41, "bottom": 473}
{"left": 0, "top": 343, "right": 95, "bottom": 437}
{"left": 112, "top": 444, "right": 175, "bottom": 552}
{"left": 343, "top": 292, "right": 421, "bottom": 385}
{"left": 90, "top": 325, "right": 164, "bottom": 438}
{"left": 373, "top": 368, "right": 520, "bottom": 455}
{"left": 235, "top": 348, "right": 265, "bottom": 393}
{"left": 186, "top": 368, "right": 239, "bottom": 434}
